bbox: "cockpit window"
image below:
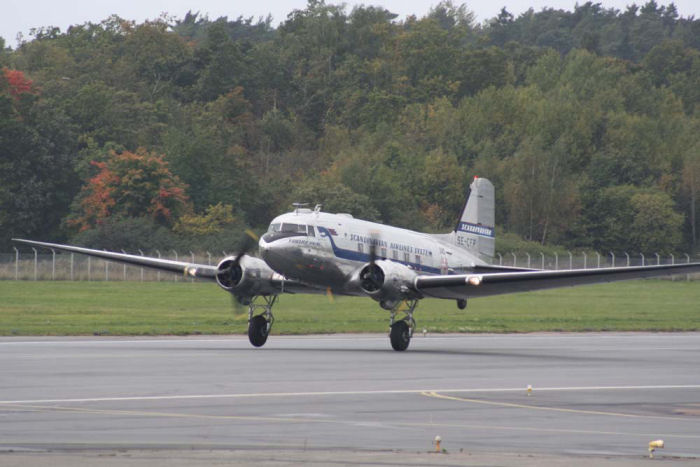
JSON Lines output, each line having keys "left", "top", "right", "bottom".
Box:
{"left": 267, "top": 223, "right": 316, "bottom": 237}
{"left": 281, "top": 223, "right": 307, "bottom": 233}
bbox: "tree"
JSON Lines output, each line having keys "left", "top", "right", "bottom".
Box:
{"left": 67, "top": 148, "right": 191, "bottom": 231}
{"left": 174, "top": 202, "right": 236, "bottom": 236}
{"left": 0, "top": 69, "right": 78, "bottom": 249}
{"left": 584, "top": 185, "right": 683, "bottom": 253}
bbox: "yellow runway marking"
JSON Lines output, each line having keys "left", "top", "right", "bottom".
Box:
{"left": 4, "top": 402, "right": 700, "bottom": 442}
{"left": 2, "top": 384, "right": 700, "bottom": 405}
{"left": 421, "top": 391, "right": 693, "bottom": 422}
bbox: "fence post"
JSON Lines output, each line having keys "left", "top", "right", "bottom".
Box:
{"left": 596, "top": 252, "right": 601, "bottom": 268}
{"left": 610, "top": 251, "right": 615, "bottom": 268}
{"left": 624, "top": 251, "right": 630, "bottom": 267}
{"left": 88, "top": 256, "right": 91, "bottom": 281}
{"left": 51, "top": 249, "right": 56, "bottom": 280}
{"left": 104, "top": 249, "right": 109, "bottom": 281}
{"left": 640, "top": 253, "right": 645, "bottom": 266}
{"left": 172, "top": 250, "right": 178, "bottom": 282}
{"left": 32, "top": 247, "right": 38, "bottom": 281}
{"left": 582, "top": 252, "right": 587, "bottom": 269}
{"left": 568, "top": 251, "right": 572, "bottom": 269}
{"left": 189, "top": 251, "right": 195, "bottom": 282}
{"left": 670, "top": 254, "right": 675, "bottom": 265}
{"left": 540, "top": 252, "right": 545, "bottom": 269}
{"left": 497, "top": 252, "right": 502, "bottom": 266}
{"left": 655, "top": 253, "right": 660, "bottom": 265}
{"left": 554, "top": 252, "right": 559, "bottom": 270}
{"left": 121, "top": 250, "right": 127, "bottom": 281}
{"left": 511, "top": 252, "right": 517, "bottom": 267}
{"left": 70, "top": 253, "right": 74, "bottom": 281}
{"left": 13, "top": 247, "right": 19, "bottom": 280}
{"left": 525, "top": 252, "right": 531, "bottom": 268}
{"left": 207, "top": 251, "right": 212, "bottom": 266}
{"left": 156, "top": 250, "right": 161, "bottom": 282}
{"left": 685, "top": 253, "right": 690, "bottom": 263}
{"left": 138, "top": 250, "right": 144, "bottom": 282}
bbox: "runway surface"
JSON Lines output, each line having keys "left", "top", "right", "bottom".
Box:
{"left": 1, "top": 333, "right": 699, "bottom": 465}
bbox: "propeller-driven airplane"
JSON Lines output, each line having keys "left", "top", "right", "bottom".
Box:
{"left": 14, "top": 177, "right": 700, "bottom": 351}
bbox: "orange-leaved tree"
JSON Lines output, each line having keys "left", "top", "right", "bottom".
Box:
{"left": 68, "top": 148, "right": 191, "bottom": 231}
{"left": 1, "top": 68, "right": 36, "bottom": 99}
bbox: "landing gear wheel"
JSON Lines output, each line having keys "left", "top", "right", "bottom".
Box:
{"left": 390, "top": 320, "right": 411, "bottom": 351}
{"left": 248, "top": 315, "right": 269, "bottom": 347}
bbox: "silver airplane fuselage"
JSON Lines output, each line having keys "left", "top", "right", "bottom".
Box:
{"left": 259, "top": 208, "right": 485, "bottom": 293}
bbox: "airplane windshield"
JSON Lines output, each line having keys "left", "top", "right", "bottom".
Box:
{"left": 267, "top": 223, "right": 314, "bottom": 236}
{"left": 281, "top": 223, "right": 307, "bottom": 234}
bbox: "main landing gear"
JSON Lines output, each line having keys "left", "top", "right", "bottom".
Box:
{"left": 247, "top": 295, "right": 277, "bottom": 347}
{"left": 388, "top": 299, "right": 418, "bottom": 351}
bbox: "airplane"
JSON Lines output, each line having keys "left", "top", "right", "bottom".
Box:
{"left": 13, "top": 177, "right": 700, "bottom": 351}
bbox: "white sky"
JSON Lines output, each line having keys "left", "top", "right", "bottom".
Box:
{"left": 3, "top": 0, "right": 699, "bottom": 47}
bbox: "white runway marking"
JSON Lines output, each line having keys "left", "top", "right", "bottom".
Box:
{"left": 1, "top": 384, "right": 699, "bottom": 405}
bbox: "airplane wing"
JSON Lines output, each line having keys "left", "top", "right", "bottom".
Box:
{"left": 12, "top": 239, "right": 219, "bottom": 280}
{"left": 415, "top": 262, "right": 700, "bottom": 299}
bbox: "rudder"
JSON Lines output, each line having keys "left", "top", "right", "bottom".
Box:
{"left": 455, "top": 177, "right": 495, "bottom": 261}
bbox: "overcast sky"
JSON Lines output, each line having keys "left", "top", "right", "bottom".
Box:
{"left": 3, "top": 0, "right": 698, "bottom": 46}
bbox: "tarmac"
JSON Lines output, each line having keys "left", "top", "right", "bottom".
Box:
{"left": 1, "top": 333, "right": 699, "bottom": 466}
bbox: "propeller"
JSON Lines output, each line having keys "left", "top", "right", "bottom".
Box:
{"left": 360, "top": 232, "right": 384, "bottom": 292}
{"left": 221, "top": 229, "right": 259, "bottom": 316}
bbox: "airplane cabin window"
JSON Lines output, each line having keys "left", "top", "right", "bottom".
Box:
{"left": 308, "top": 226, "right": 315, "bottom": 237}
{"left": 415, "top": 255, "right": 421, "bottom": 265}
{"left": 357, "top": 243, "right": 364, "bottom": 253}
{"left": 403, "top": 252, "right": 410, "bottom": 263}
{"left": 392, "top": 250, "right": 398, "bottom": 260}
{"left": 380, "top": 247, "right": 387, "bottom": 259}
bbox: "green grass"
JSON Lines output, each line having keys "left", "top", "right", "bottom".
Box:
{"left": 0, "top": 279, "right": 699, "bottom": 336}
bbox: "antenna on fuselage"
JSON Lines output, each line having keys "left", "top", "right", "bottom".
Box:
{"left": 314, "top": 204, "right": 322, "bottom": 213}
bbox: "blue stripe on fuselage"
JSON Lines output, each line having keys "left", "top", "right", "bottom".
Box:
{"left": 317, "top": 226, "right": 441, "bottom": 274}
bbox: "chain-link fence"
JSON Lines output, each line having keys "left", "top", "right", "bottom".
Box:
{"left": 1, "top": 250, "right": 698, "bottom": 281}
{"left": 0, "top": 251, "right": 221, "bottom": 281}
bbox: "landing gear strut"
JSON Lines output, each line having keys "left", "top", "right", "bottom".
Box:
{"left": 247, "top": 295, "right": 277, "bottom": 347}
{"left": 388, "top": 299, "right": 418, "bottom": 351}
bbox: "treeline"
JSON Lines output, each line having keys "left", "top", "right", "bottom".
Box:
{"left": 1, "top": 0, "right": 699, "bottom": 255}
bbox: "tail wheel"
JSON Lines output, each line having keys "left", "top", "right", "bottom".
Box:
{"left": 390, "top": 320, "right": 411, "bottom": 351}
{"left": 248, "top": 315, "right": 269, "bottom": 347}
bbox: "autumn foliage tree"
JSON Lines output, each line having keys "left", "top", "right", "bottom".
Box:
{"left": 1, "top": 68, "right": 35, "bottom": 98}
{"left": 68, "top": 149, "right": 191, "bottom": 231}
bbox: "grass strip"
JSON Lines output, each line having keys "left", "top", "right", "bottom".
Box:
{"left": 0, "top": 279, "right": 698, "bottom": 336}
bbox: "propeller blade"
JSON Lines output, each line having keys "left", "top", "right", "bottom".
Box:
{"left": 233, "top": 229, "right": 259, "bottom": 263}
{"left": 368, "top": 231, "right": 379, "bottom": 266}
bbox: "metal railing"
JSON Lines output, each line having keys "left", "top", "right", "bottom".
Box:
{"left": 0, "top": 250, "right": 697, "bottom": 281}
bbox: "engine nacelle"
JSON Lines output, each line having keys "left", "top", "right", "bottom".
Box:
{"left": 357, "top": 260, "right": 420, "bottom": 305}
{"left": 215, "top": 255, "right": 280, "bottom": 297}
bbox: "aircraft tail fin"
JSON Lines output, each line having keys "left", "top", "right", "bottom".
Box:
{"left": 454, "top": 176, "right": 495, "bottom": 262}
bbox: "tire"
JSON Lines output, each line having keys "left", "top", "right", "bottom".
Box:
{"left": 390, "top": 320, "right": 411, "bottom": 351}
{"left": 248, "top": 315, "right": 269, "bottom": 347}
